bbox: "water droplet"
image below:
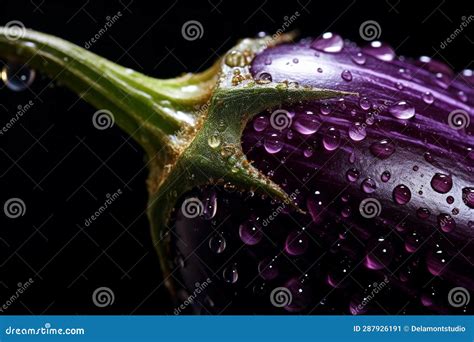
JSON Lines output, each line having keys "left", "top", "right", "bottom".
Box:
{"left": 433, "top": 72, "right": 450, "bottom": 89}
{"left": 395, "top": 82, "right": 404, "bottom": 90}
{"left": 369, "top": 139, "right": 396, "bottom": 159}
{"left": 405, "top": 231, "right": 421, "bottom": 253}
{"left": 422, "top": 92, "right": 434, "bottom": 104}
{"left": 264, "top": 133, "right": 283, "bottom": 154}
{"left": 202, "top": 192, "right": 217, "bottom": 219}
{"left": 430, "top": 173, "right": 453, "bottom": 194}
{"left": 388, "top": 100, "right": 415, "bottom": 120}
{"left": 253, "top": 115, "right": 268, "bottom": 132}
{"left": 209, "top": 234, "right": 226, "bottom": 253}
{"left": 294, "top": 111, "right": 321, "bottom": 135}
{"left": 351, "top": 52, "right": 366, "bottom": 65}
{"left": 317, "top": 67, "right": 323, "bottom": 73}
{"left": 413, "top": 165, "right": 419, "bottom": 171}
{"left": 264, "top": 57, "right": 272, "bottom": 65}
{"left": 348, "top": 122, "right": 367, "bottom": 141}
{"left": 303, "top": 146, "right": 314, "bottom": 157}
{"left": 222, "top": 264, "right": 239, "bottom": 283}
{"left": 322, "top": 126, "right": 341, "bottom": 151}
{"left": 256, "top": 72, "right": 272, "bottom": 84}
{"left": 1, "top": 63, "right": 36, "bottom": 91}
{"left": 462, "top": 187, "right": 474, "bottom": 208}
{"left": 359, "top": 97, "right": 371, "bottom": 111}
{"left": 258, "top": 257, "right": 279, "bottom": 280}
{"left": 341, "top": 70, "right": 353, "bottom": 81}
{"left": 284, "top": 278, "right": 311, "bottom": 312}
{"left": 292, "top": 58, "right": 299, "bottom": 64}
{"left": 239, "top": 219, "right": 263, "bottom": 245}
{"left": 437, "top": 213, "right": 456, "bottom": 232}
{"left": 457, "top": 90, "right": 467, "bottom": 102}
{"left": 361, "top": 178, "right": 377, "bottom": 193}
{"left": 362, "top": 41, "right": 395, "bottom": 61}
{"left": 364, "top": 237, "right": 394, "bottom": 270}
{"left": 311, "top": 32, "right": 344, "bottom": 53}
{"left": 381, "top": 171, "right": 391, "bottom": 182}
{"left": 446, "top": 196, "right": 454, "bottom": 204}
{"left": 427, "top": 242, "right": 449, "bottom": 276}
{"left": 285, "top": 230, "right": 309, "bottom": 256}
{"left": 346, "top": 168, "right": 360, "bottom": 182}
{"left": 393, "top": 184, "right": 411, "bottom": 205}
{"left": 416, "top": 207, "right": 430, "bottom": 219}
{"left": 207, "top": 134, "right": 221, "bottom": 148}
{"left": 319, "top": 103, "right": 332, "bottom": 115}
{"left": 327, "top": 257, "right": 353, "bottom": 288}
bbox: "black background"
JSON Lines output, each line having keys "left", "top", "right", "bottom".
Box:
{"left": 0, "top": 0, "right": 472, "bottom": 314}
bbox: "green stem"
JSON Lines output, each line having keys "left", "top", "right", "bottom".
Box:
{"left": 0, "top": 28, "right": 217, "bottom": 152}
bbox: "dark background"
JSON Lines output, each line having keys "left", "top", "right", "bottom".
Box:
{"left": 0, "top": 0, "right": 472, "bottom": 314}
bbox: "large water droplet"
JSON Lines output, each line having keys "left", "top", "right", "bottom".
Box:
{"left": 258, "top": 257, "right": 279, "bottom": 280}
{"left": 322, "top": 126, "right": 341, "bottom": 151}
{"left": 285, "top": 230, "right": 309, "bottom": 256}
{"left": 430, "top": 173, "right": 453, "bottom": 194}
{"left": 422, "top": 92, "right": 434, "bottom": 104}
{"left": 346, "top": 168, "right": 360, "bottom": 182}
{"left": 365, "top": 237, "right": 394, "bottom": 270}
{"left": 359, "top": 97, "right": 371, "bottom": 111}
{"left": 388, "top": 100, "right": 415, "bottom": 119}
{"left": 294, "top": 111, "right": 321, "bottom": 135}
{"left": 208, "top": 134, "right": 221, "bottom": 148}
{"left": 362, "top": 41, "right": 395, "bottom": 61}
{"left": 393, "top": 184, "right": 411, "bottom": 205}
{"left": 239, "top": 219, "right": 263, "bottom": 245}
{"left": 381, "top": 170, "right": 391, "bottom": 182}
{"left": 437, "top": 213, "right": 456, "bottom": 232}
{"left": 1, "top": 63, "right": 36, "bottom": 91}
{"left": 351, "top": 52, "right": 366, "bottom": 65}
{"left": 264, "top": 133, "right": 283, "bottom": 154}
{"left": 416, "top": 207, "right": 430, "bottom": 219}
{"left": 348, "top": 122, "right": 367, "bottom": 141}
{"left": 341, "top": 70, "right": 353, "bottom": 81}
{"left": 202, "top": 192, "right": 217, "bottom": 219}
{"left": 361, "top": 178, "right": 377, "bottom": 193}
{"left": 310, "top": 32, "right": 344, "bottom": 53}
{"left": 209, "top": 233, "right": 226, "bottom": 254}
{"left": 253, "top": 115, "right": 268, "bottom": 132}
{"left": 462, "top": 187, "right": 474, "bottom": 208}
{"left": 369, "top": 139, "right": 395, "bottom": 159}
{"left": 222, "top": 264, "right": 239, "bottom": 283}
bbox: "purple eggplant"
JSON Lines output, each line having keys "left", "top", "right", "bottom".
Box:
{"left": 0, "top": 28, "right": 472, "bottom": 314}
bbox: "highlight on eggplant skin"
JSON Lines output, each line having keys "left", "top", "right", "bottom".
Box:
{"left": 171, "top": 35, "right": 473, "bottom": 314}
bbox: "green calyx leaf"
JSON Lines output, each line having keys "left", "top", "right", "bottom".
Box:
{"left": 0, "top": 28, "right": 354, "bottom": 295}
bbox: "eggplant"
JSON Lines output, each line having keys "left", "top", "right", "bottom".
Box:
{"left": 0, "top": 28, "right": 472, "bottom": 314}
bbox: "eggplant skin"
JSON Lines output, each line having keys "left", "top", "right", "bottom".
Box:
{"left": 170, "top": 36, "right": 473, "bottom": 315}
